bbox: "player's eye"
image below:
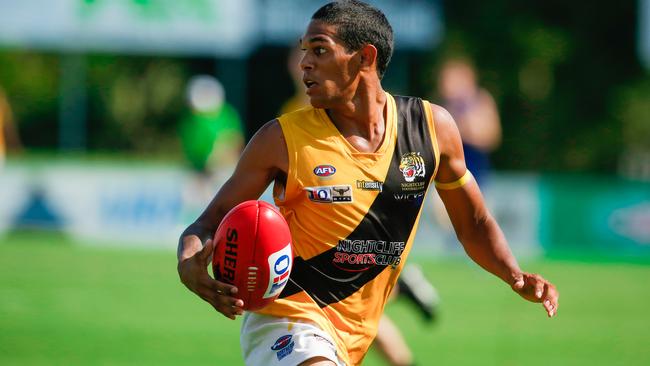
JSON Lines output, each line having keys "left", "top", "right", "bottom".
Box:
{"left": 314, "top": 47, "right": 326, "bottom": 55}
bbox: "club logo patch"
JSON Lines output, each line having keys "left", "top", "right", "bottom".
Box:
{"left": 399, "top": 152, "right": 425, "bottom": 182}
{"left": 271, "top": 334, "right": 295, "bottom": 361}
{"left": 263, "top": 243, "right": 292, "bottom": 299}
{"left": 313, "top": 165, "right": 336, "bottom": 178}
{"left": 306, "top": 185, "right": 353, "bottom": 203}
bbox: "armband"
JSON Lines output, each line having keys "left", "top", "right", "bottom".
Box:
{"left": 434, "top": 170, "right": 473, "bottom": 190}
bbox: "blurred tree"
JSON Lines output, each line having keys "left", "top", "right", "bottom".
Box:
{"left": 614, "top": 76, "right": 650, "bottom": 180}
{"left": 87, "top": 55, "right": 187, "bottom": 155}
{"left": 0, "top": 52, "right": 59, "bottom": 149}
{"left": 433, "top": 0, "right": 642, "bottom": 173}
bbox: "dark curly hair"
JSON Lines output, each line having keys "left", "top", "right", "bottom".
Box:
{"left": 312, "top": 0, "right": 394, "bottom": 79}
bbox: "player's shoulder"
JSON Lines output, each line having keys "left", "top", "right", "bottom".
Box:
{"left": 242, "top": 119, "right": 288, "bottom": 172}
{"left": 252, "top": 118, "right": 285, "bottom": 146}
{"left": 276, "top": 105, "right": 322, "bottom": 137}
{"left": 423, "top": 102, "right": 456, "bottom": 135}
{"left": 253, "top": 104, "right": 317, "bottom": 146}
{"left": 425, "top": 102, "right": 455, "bottom": 128}
{"left": 424, "top": 102, "right": 462, "bottom": 157}
{"left": 392, "top": 95, "right": 452, "bottom": 126}
{"left": 278, "top": 104, "right": 316, "bottom": 122}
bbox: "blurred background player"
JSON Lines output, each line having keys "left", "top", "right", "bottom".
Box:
{"left": 436, "top": 58, "right": 501, "bottom": 186}
{"left": 374, "top": 265, "right": 440, "bottom": 366}
{"left": 0, "top": 85, "right": 22, "bottom": 167}
{"left": 279, "top": 46, "right": 311, "bottom": 116}
{"left": 179, "top": 75, "right": 244, "bottom": 218}
{"left": 280, "top": 45, "right": 440, "bottom": 366}
{"left": 429, "top": 58, "right": 503, "bottom": 237}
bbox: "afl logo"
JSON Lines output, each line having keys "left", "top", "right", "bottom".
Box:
{"left": 314, "top": 165, "right": 336, "bottom": 177}
{"left": 271, "top": 334, "right": 295, "bottom": 360}
{"left": 271, "top": 335, "right": 293, "bottom": 351}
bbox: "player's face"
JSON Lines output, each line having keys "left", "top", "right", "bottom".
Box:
{"left": 299, "top": 20, "right": 361, "bottom": 109}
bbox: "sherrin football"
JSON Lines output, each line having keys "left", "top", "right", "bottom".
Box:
{"left": 212, "top": 200, "right": 293, "bottom": 311}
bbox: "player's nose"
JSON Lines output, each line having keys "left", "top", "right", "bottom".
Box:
{"left": 300, "top": 54, "right": 313, "bottom": 71}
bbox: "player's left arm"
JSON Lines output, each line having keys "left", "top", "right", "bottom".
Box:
{"left": 430, "top": 104, "right": 559, "bottom": 317}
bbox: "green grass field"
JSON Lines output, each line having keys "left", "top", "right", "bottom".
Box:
{"left": 1, "top": 231, "right": 649, "bottom": 366}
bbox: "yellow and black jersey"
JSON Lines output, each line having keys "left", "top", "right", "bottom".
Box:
{"left": 257, "top": 93, "right": 440, "bottom": 365}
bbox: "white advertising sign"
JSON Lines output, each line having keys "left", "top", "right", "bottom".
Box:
{"left": 0, "top": 0, "right": 257, "bottom": 56}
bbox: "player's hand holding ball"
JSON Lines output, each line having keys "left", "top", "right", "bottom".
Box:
{"left": 177, "top": 236, "right": 244, "bottom": 320}
{"left": 179, "top": 200, "right": 293, "bottom": 319}
{"left": 212, "top": 200, "right": 293, "bottom": 311}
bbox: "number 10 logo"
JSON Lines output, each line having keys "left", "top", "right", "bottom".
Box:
{"left": 307, "top": 187, "right": 333, "bottom": 203}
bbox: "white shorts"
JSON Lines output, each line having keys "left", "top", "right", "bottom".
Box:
{"left": 240, "top": 312, "right": 347, "bottom": 366}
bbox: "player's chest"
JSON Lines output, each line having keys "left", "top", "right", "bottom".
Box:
{"left": 293, "top": 144, "right": 429, "bottom": 207}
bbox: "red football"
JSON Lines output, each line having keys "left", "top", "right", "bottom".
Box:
{"left": 212, "top": 200, "right": 293, "bottom": 311}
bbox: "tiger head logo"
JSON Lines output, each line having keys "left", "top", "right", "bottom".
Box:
{"left": 399, "top": 152, "right": 426, "bottom": 182}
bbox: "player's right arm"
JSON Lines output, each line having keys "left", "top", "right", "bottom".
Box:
{"left": 177, "top": 119, "right": 288, "bottom": 319}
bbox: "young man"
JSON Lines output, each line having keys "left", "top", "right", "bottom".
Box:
{"left": 282, "top": 43, "right": 438, "bottom": 366}
{"left": 177, "top": 2, "right": 559, "bottom": 365}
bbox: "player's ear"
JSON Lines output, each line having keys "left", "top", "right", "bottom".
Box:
{"left": 359, "top": 44, "right": 378, "bottom": 73}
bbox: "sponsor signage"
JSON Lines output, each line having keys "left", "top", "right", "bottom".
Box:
{"left": 332, "top": 239, "right": 405, "bottom": 271}
{"left": 6, "top": 162, "right": 646, "bottom": 259}
{"left": 306, "top": 185, "right": 352, "bottom": 203}
{"left": 539, "top": 175, "right": 650, "bottom": 255}
{"left": 0, "top": 0, "right": 257, "bottom": 56}
{"left": 356, "top": 180, "right": 383, "bottom": 191}
{"left": 263, "top": 243, "right": 292, "bottom": 298}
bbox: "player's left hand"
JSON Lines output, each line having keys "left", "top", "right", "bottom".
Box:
{"left": 511, "top": 272, "right": 559, "bottom": 318}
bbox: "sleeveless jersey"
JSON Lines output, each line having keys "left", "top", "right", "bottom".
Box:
{"left": 258, "top": 93, "right": 440, "bottom": 365}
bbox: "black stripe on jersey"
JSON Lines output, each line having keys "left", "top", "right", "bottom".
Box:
{"left": 279, "top": 96, "right": 436, "bottom": 307}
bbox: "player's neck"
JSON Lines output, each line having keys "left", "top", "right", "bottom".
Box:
{"left": 326, "top": 82, "right": 387, "bottom": 153}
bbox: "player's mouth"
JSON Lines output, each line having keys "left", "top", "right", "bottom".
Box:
{"left": 303, "top": 79, "right": 319, "bottom": 93}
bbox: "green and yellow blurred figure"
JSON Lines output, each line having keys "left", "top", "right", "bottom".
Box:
{"left": 0, "top": 86, "right": 22, "bottom": 167}
{"left": 179, "top": 75, "right": 244, "bottom": 222}
{"left": 179, "top": 75, "right": 243, "bottom": 176}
